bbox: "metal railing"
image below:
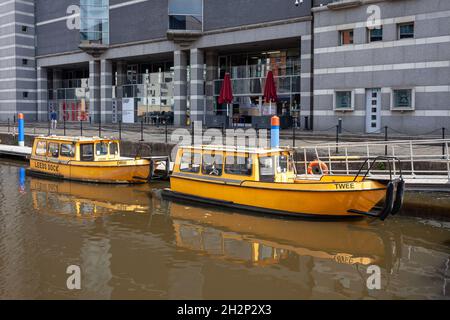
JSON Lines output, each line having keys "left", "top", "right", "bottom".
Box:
{"left": 295, "top": 139, "right": 450, "bottom": 180}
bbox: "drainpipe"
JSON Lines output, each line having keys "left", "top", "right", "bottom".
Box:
{"left": 309, "top": 13, "right": 315, "bottom": 131}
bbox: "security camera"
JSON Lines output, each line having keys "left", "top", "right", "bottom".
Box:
{"left": 295, "top": 0, "right": 304, "bottom": 7}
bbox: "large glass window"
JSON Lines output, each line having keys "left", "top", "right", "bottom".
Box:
{"left": 80, "top": 0, "right": 110, "bottom": 45}
{"left": 168, "top": 0, "right": 203, "bottom": 31}
{"left": 214, "top": 49, "right": 301, "bottom": 120}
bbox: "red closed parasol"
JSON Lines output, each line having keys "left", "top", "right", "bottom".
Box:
{"left": 264, "top": 70, "right": 278, "bottom": 115}
{"left": 218, "top": 73, "right": 233, "bottom": 126}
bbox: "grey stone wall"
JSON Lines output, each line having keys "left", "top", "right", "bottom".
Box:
{"left": 204, "top": 0, "right": 312, "bottom": 31}
{"left": 312, "top": 0, "right": 450, "bottom": 134}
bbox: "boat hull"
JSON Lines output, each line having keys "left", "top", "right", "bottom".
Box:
{"left": 164, "top": 175, "right": 389, "bottom": 219}
{"left": 28, "top": 158, "right": 151, "bottom": 184}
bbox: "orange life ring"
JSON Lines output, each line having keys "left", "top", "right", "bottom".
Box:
{"left": 307, "top": 160, "right": 329, "bottom": 175}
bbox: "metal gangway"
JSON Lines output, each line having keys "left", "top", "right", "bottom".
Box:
{"left": 294, "top": 138, "right": 450, "bottom": 190}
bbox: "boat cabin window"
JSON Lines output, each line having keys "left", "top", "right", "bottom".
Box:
{"left": 47, "top": 142, "right": 59, "bottom": 158}
{"left": 96, "top": 142, "right": 108, "bottom": 156}
{"left": 35, "top": 141, "right": 47, "bottom": 156}
{"left": 80, "top": 144, "right": 94, "bottom": 161}
{"left": 225, "top": 156, "right": 252, "bottom": 176}
{"left": 259, "top": 156, "right": 275, "bottom": 182}
{"left": 60, "top": 143, "right": 75, "bottom": 158}
{"left": 109, "top": 142, "right": 119, "bottom": 157}
{"left": 202, "top": 153, "right": 223, "bottom": 176}
{"left": 276, "top": 154, "right": 294, "bottom": 173}
{"left": 180, "top": 151, "right": 201, "bottom": 173}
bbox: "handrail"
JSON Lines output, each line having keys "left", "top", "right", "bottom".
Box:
{"left": 295, "top": 138, "right": 450, "bottom": 181}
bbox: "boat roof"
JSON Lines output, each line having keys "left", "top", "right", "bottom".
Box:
{"left": 35, "top": 135, "right": 118, "bottom": 143}
{"left": 180, "top": 145, "right": 292, "bottom": 154}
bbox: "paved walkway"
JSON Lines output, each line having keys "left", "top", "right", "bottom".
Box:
{"left": 0, "top": 122, "right": 448, "bottom": 159}
{"left": 0, "top": 121, "right": 446, "bottom": 143}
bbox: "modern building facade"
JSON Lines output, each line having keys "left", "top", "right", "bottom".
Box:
{"left": 0, "top": 0, "right": 449, "bottom": 134}
{"left": 313, "top": 0, "right": 450, "bottom": 133}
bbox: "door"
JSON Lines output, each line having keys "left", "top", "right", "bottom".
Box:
{"left": 366, "top": 88, "right": 381, "bottom": 133}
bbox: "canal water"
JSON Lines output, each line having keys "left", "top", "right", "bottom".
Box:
{"left": 0, "top": 161, "right": 449, "bottom": 300}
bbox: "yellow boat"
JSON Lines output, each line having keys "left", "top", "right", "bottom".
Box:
{"left": 162, "top": 145, "right": 405, "bottom": 220}
{"left": 27, "top": 136, "right": 169, "bottom": 184}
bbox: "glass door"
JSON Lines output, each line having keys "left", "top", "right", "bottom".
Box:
{"left": 365, "top": 88, "right": 381, "bottom": 133}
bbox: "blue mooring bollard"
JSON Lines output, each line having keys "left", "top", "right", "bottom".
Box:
{"left": 271, "top": 116, "right": 280, "bottom": 149}
{"left": 18, "top": 113, "right": 25, "bottom": 147}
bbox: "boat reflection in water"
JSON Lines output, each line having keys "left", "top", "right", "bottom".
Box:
{"left": 170, "top": 203, "right": 392, "bottom": 268}
{"left": 25, "top": 175, "right": 449, "bottom": 299}
{"left": 29, "top": 176, "right": 399, "bottom": 271}
{"left": 29, "top": 176, "right": 155, "bottom": 217}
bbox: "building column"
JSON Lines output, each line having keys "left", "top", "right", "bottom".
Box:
{"left": 36, "top": 67, "right": 48, "bottom": 121}
{"left": 52, "top": 68, "right": 62, "bottom": 93}
{"left": 100, "top": 59, "right": 113, "bottom": 123}
{"left": 116, "top": 60, "right": 126, "bottom": 86}
{"left": 300, "top": 35, "right": 313, "bottom": 130}
{"left": 190, "top": 48, "right": 205, "bottom": 123}
{"left": 89, "top": 60, "right": 101, "bottom": 123}
{"left": 174, "top": 50, "right": 187, "bottom": 126}
{"left": 205, "top": 51, "right": 217, "bottom": 118}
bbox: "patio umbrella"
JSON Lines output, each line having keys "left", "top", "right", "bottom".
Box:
{"left": 218, "top": 73, "right": 233, "bottom": 127}
{"left": 264, "top": 70, "right": 278, "bottom": 115}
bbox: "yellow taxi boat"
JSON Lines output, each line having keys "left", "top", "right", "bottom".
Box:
{"left": 162, "top": 145, "right": 405, "bottom": 220}
{"left": 27, "top": 136, "right": 169, "bottom": 184}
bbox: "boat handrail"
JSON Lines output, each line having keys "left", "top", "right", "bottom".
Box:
{"left": 353, "top": 156, "right": 403, "bottom": 182}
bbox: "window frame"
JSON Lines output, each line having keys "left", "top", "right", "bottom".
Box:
{"left": 339, "top": 29, "right": 354, "bottom": 46}
{"left": 201, "top": 152, "right": 224, "bottom": 177}
{"left": 35, "top": 141, "right": 47, "bottom": 156}
{"left": 333, "top": 90, "right": 355, "bottom": 111}
{"left": 179, "top": 150, "right": 201, "bottom": 174}
{"left": 80, "top": 0, "right": 110, "bottom": 45}
{"left": 368, "top": 26, "right": 383, "bottom": 43}
{"left": 398, "top": 22, "right": 415, "bottom": 40}
{"left": 168, "top": 0, "right": 203, "bottom": 32}
{"left": 95, "top": 142, "right": 109, "bottom": 157}
{"left": 60, "top": 143, "right": 76, "bottom": 158}
{"left": 109, "top": 142, "right": 119, "bottom": 157}
{"left": 47, "top": 142, "right": 60, "bottom": 158}
{"left": 80, "top": 143, "right": 95, "bottom": 162}
{"left": 390, "top": 88, "right": 415, "bottom": 111}
{"left": 224, "top": 155, "right": 253, "bottom": 177}
{"left": 259, "top": 155, "right": 276, "bottom": 182}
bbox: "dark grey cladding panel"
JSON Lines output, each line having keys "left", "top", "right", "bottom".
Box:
{"left": 35, "top": 0, "right": 77, "bottom": 23}
{"left": 313, "top": 0, "right": 335, "bottom": 6}
{"left": 204, "top": 0, "right": 312, "bottom": 31}
{"left": 36, "top": 21, "right": 80, "bottom": 56}
{"left": 109, "top": 0, "right": 168, "bottom": 45}
{"left": 109, "top": 0, "right": 141, "bottom": 5}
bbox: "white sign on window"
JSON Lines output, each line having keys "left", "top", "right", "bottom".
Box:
{"left": 122, "top": 98, "right": 135, "bottom": 123}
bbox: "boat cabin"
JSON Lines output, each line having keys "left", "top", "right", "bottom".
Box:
{"left": 31, "top": 136, "right": 122, "bottom": 162}
{"left": 174, "top": 145, "right": 297, "bottom": 183}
